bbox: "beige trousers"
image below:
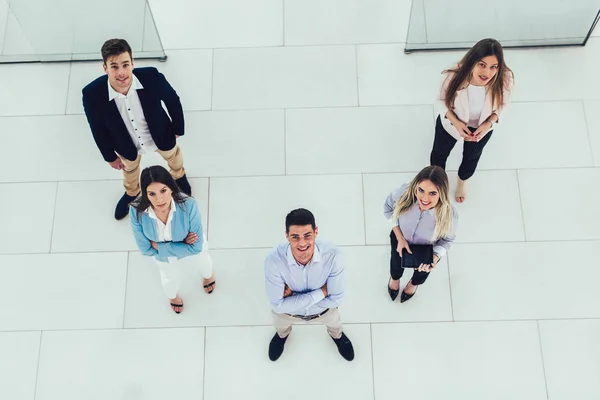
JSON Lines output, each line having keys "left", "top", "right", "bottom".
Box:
{"left": 117, "top": 145, "right": 186, "bottom": 196}
{"left": 271, "top": 308, "right": 343, "bottom": 339}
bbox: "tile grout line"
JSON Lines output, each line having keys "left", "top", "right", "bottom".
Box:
{"left": 33, "top": 330, "right": 43, "bottom": 400}
{"left": 515, "top": 170, "right": 528, "bottom": 241}
{"left": 210, "top": 49, "right": 215, "bottom": 111}
{"left": 47, "top": 182, "right": 60, "bottom": 253}
{"left": 122, "top": 252, "right": 130, "bottom": 329}
{"left": 580, "top": 100, "right": 597, "bottom": 165}
{"left": 283, "top": 110, "right": 287, "bottom": 175}
{"left": 202, "top": 327, "right": 207, "bottom": 400}
{"left": 447, "top": 253, "right": 455, "bottom": 322}
{"left": 536, "top": 321, "right": 550, "bottom": 400}
{"left": 282, "top": 0, "right": 286, "bottom": 46}
{"left": 369, "top": 324, "right": 376, "bottom": 400}
{"left": 354, "top": 45, "right": 360, "bottom": 106}
{"left": 361, "top": 174, "right": 367, "bottom": 245}
{"left": 63, "top": 61, "right": 73, "bottom": 115}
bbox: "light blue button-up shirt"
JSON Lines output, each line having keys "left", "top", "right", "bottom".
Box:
{"left": 384, "top": 184, "right": 458, "bottom": 258}
{"left": 265, "top": 240, "right": 345, "bottom": 316}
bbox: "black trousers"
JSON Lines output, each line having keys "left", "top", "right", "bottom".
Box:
{"left": 430, "top": 116, "right": 493, "bottom": 180}
{"left": 389, "top": 231, "right": 430, "bottom": 285}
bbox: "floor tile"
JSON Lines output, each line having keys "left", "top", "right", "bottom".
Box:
{"left": 124, "top": 248, "right": 272, "bottom": 328}
{"left": 285, "top": 0, "right": 411, "bottom": 45}
{"left": 204, "top": 324, "right": 373, "bottom": 400}
{"left": 0, "top": 182, "right": 56, "bottom": 254}
{"left": 372, "top": 321, "right": 547, "bottom": 400}
{"left": 36, "top": 328, "right": 204, "bottom": 400}
{"left": 0, "top": 115, "right": 119, "bottom": 182}
{"left": 66, "top": 50, "right": 213, "bottom": 115}
{"left": 212, "top": 46, "right": 358, "bottom": 109}
{"left": 285, "top": 105, "right": 433, "bottom": 174}
{"left": 478, "top": 101, "right": 593, "bottom": 170}
{"left": 539, "top": 319, "right": 600, "bottom": 400}
{"left": 449, "top": 241, "right": 600, "bottom": 321}
{"left": 0, "top": 62, "right": 70, "bottom": 116}
{"left": 182, "top": 110, "right": 285, "bottom": 177}
{"left": 356, "top": 44, "right": 463, "bottom": 106}
{"left": 519, "top": 168, "right": 600, "bottom": 241}
{"left": 341, "top": 246, "right": 452, "bottom": 323}
{"left": 51, "top": 177, "right": 208, "bottom": 253}
{"left": 148, "top": 0, "right": 282, "bottom": 49}
{"left": 0, "top": 1, "right": 7, "bottom": 54}
{"left": 362, "top": 170, "right": 524, "bottom": 245}
{"left": 583, "top": 100, "right": 600, "bottom": 166}
{"left": 508, "top": 40, "right": 600, "bottom": 102}
{"left": 0, "top": 331, "right": 40, "bottom": 400}
{"left": 0, "top": 252, "right": 127, "bottom": 330}
{"left": 208, "top": 174, "right": 365, "bottom": 248}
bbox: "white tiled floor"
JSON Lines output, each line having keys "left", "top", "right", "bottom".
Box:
{"left": 1, "top": 1, "right": 599, "bottom": 399}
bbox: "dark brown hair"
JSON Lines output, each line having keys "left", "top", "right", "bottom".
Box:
{"left": 130, "top": 166, "right": 188, "bottom": 221}
{"left": 101, "top": 38, "right": 133, "bottom": 64}
{"left": 443, "top": 38, "right": 514, "bottom": 111}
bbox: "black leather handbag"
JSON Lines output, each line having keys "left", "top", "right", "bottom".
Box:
{"left": 401, "top": 245, "right": 434, "bottom": 268}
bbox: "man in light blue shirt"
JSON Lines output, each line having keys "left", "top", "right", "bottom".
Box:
{"left": 264, "top": 208, "right": 354, "bottom": 362}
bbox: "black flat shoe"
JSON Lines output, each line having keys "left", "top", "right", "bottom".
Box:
{"left": 400, "top": 283, "right": 418, "bottom": 303}
{"left": 176, "top": 174, "right": 192, "bottom": 196}
{"left": 332, "top": 332, "right": 354, "bottom": 361}
{"left": 115, "top": 192, "right": 139, "bottom": 220}
{"left": 387, "top": 278, "right": 399, "bottom": 301}
{"left": 268, "top": 333, "right": 288, "bottom": 361}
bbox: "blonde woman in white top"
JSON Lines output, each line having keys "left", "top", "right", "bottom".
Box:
{"left": 430, "top": 38, "right": 514, "bottom": 203}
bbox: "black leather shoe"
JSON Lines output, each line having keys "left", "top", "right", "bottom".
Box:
{"left": 400, "top": 284, "right": 418, "bottom": 303}
{"left": 388, "top": 278, "right": 399, "bottom": 301}
{"left": 268, "top": 333, "right": 288, "bottom": 361}
{"left": 115, "top": 192, "right": 139, "bottom": 220}
{"left": 332, "top": 332, "right": 354, "bottom": 361}
{"left": 175, "top": 174, "right": 192, "bottom": 196}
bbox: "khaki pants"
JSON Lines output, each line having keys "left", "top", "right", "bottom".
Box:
{"left": 271, "top": 308, "right": 343, "bottom": 339}
{"left": 117, "top": 145, "right": 186, "bottom": 196}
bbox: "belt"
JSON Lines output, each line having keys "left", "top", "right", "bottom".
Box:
{"left": 288, "top": 308, "right": 329, "bottom": 321}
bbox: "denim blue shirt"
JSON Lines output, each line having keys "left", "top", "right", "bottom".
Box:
{"left": 265, "top": 240, "right": 345, "bottom": 316}
{"left": 129, "top": 197, "right": 204, "bottom": 262}
{"left": 384, "top": 184, "right": 458, "bottom": 258}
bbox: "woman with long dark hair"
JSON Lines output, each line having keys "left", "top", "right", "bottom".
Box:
{"left": 431, "top": 38, "right": 514, "bottom": 202}
{"left": 129, "top": 165, "right": 215, "bottom": 314}
{"left": 384, "top": 166, "right": 458, "bottom": 303}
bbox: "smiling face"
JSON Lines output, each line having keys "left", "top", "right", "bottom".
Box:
{"left": 416, "top": 179, "right": 440, "bottom": 211}
{"left": 146, "top": 182, "right": 173, "bottom": 212}
{"left": 103, "top": 52, "right": 134, "bottom": 95}
{"left": 286, "top": 225, "right": 319, "bottom": 265}
{"left": 470, "top": 55, "right": 499, "bottom": 86}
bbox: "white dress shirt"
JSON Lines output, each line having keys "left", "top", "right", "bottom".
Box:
{"left": 467, "top": 84, "right": 486, "bottom": 128}
{"left": 146, "top": 198, "right": 177, "bottom": 262}
{"left": 108, "top": 75, "right": 158, "bottom": 154}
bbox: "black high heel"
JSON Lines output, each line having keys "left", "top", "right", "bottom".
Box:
{"left": 388, "top": 278, "right": 399, "bottom": 301}
{"left": 400, "top": 281, "right": 418, "bottom": 303}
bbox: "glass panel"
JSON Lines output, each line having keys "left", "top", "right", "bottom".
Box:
{"left": 0, "top": 0, "right": 165, "bottom": 63}
{"left": 406, "top": 0, "right": 600, "bottom": 52}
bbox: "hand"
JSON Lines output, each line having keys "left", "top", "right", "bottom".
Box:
{"left": 396, "top": 237, "right": 412, "bottom": 256}
{"left": 448, "top": 115, "right": 475, "bottom": 142}
{"left": 108, "top": 158, "right": 125, "bottom": 170}
{"left": 321, "top": 282, "right": 328, "bottom": 297}
{"left": 150, "top": 241, "right": 158, "bottom": 250}
{"left": 184, "top": 232, "right": 198, "bottom": 245}
{"left": 472, "top": 121, "right": 493, "bottom": 142}
{"left": 417, "top": 263, "right": 432, "bottom": 272}
{"left": 283, "top": 284, "right": 293, "bottom": 298}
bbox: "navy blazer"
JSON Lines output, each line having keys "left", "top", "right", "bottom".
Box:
{"left": 82, "top": 67, "right": 185, "bottom": 162}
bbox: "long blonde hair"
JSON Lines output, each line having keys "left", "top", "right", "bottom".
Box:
{"left": 392, "top": 166, "right": 454, "bottom": 240}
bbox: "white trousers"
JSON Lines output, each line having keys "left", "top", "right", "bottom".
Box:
{"left": 153, "top": 241, "right": 214, "bottom": 299}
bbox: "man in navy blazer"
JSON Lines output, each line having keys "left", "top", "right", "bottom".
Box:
{"left": 83, "top": 38, "right": 192, "bottom": 220}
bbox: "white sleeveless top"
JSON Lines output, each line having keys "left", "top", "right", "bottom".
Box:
{"left": 467, "top": 85, "right": 486, "bottom": 128}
